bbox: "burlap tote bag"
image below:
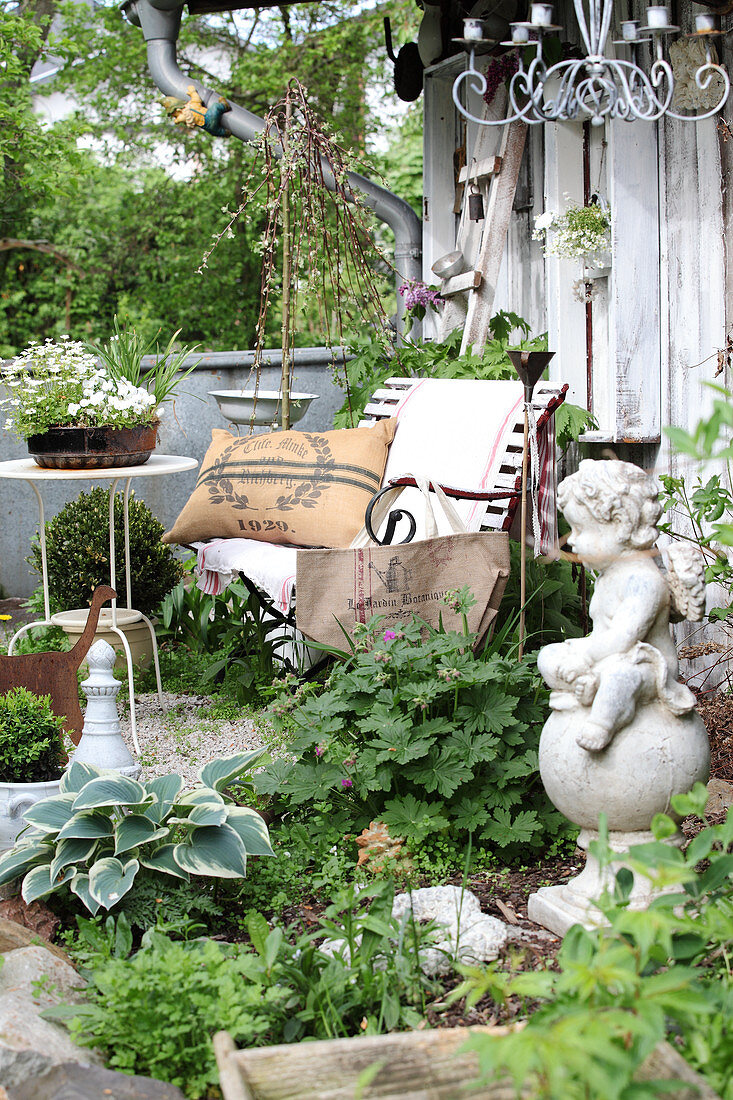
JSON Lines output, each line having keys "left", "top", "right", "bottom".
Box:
{"left": 295, "top": 477, "right": 510, "bottom": 649}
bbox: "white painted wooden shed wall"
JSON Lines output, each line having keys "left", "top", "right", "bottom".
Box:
{"left": 423, "top": 1, "right": 731, "bottom": 677}
{"left": 423, "top": 0, "right": 727, "bottom": 461}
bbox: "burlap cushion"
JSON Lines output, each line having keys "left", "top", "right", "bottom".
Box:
{"left": 164, "top": 419, "right": 397, "bottom": 548}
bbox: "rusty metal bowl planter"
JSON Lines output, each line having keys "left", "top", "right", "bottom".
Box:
{"left": 26, "top": 423, "right": 159, "bottom": 470}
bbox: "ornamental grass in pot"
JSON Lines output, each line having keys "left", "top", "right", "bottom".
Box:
{"left": 1, "top": 321, "right": 200, "bottom": 469}
{"left": 0, "top": 686, "right": 65, "bottom": 853}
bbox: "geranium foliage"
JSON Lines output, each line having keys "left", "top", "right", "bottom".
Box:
{"left": 257, "top": 611, "right": 567, "bottom": 853}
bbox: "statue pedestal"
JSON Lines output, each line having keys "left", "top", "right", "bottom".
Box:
{"left": 528, "top": 828, "right": 678, "bottom": 936}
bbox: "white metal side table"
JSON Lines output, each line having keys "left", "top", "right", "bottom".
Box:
{"left": 0, "top": 454, "right": 198, "bottom": 753}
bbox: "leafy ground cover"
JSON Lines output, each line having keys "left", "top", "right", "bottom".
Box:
{"left": 1, "top": 558, "right": 731, "bottom": 1100}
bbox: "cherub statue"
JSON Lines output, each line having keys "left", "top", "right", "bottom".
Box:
{"left": 538, "top": 459, "right": 706, "bottom": 752}
{"left": 529, "top": 459, "right": 710, "bottom": 933}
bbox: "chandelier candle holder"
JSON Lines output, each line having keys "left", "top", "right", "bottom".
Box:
{"left": 452, "top": 1, "right": 730, "bottom": 126}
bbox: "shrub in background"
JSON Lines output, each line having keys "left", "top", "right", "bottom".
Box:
{"left": 28, "top": 487, "right": 183, "bottom": 618}
{"left": 0, "top": 687, "right": 65, "bottom": 784}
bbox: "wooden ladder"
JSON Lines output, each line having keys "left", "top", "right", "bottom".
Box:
{"left": 436, "top": 92, "right": 527, "bottom": 355}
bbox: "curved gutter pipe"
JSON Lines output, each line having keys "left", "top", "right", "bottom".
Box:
{"left": 122, "top": 0, "right": 422, "bottom": 334}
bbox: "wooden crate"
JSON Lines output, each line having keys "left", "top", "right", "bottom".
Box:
{"left": 214, "top": 1028, "right": 721, "bottom": 1100}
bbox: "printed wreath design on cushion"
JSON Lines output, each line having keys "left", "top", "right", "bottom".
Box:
{"left": 207, "top": 435, "right": 335, "bottom": 512}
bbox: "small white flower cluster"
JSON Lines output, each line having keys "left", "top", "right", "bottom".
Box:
{"left": 1, "top": 338, "right": 158, "bottom": 441}
{"left": 532, "top": 203, "right": 611, "bottom": 262}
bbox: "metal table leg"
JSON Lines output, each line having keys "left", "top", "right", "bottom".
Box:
{"left": 7, "top": 481, "right": 52, "bottom": 654}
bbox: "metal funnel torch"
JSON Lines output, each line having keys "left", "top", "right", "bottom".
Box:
{"left": 507, "top": 350, "right": 556, "bottom": 659}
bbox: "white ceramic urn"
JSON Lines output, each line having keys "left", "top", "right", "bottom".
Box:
{"left": 0, "top": 778, "right": 61, "bottom": 854}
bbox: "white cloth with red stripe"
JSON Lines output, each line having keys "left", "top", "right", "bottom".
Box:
{"left": 193, "top": 378, "right": 558, "bottom": 606}
{"left": 193, "top": 537, "right": 298, "bottom": 612}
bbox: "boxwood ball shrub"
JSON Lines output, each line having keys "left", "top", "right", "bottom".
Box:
{"left": 28, "top": 487, "right": 183, "bottom": 617}
{"left": 0, "top": 687, "right": 65, "bottom": 784}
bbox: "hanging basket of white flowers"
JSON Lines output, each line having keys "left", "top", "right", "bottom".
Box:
{"left": 533, "top": 200, "right": 612, "bottom": 268}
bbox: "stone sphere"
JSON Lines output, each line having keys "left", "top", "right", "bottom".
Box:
{"left": 538, "top": 702, "right": 710, "bottom": 832}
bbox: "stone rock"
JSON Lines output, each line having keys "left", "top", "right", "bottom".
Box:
{"left": 0, "top": 945, "right": 102, "bottom": 1088}
{"left": 706, "top": 777, "right": 733, "bottom": 815}
{"left": 392, "top": 885, "right": 509, "bottom": 976}
{"left": 7, "top": 1062, "right": 187, "bottom": 1100}
{"left": 0, "top": 944, "right": 84, "bottom": 1001}
{"left": 0, "top": 915, "right": 53, "bottom": 955}
{"left": 320, "top": 886, "right": 508, "bottom": 977}
{"left": 0, "top": 897, "right": 58, "bottom": 939}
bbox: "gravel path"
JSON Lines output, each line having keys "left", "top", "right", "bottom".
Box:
{"left": 118, "top": 692, "right": 268, "bottom": 788}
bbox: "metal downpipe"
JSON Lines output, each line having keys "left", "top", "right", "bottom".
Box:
{"left": 122, "top": 0, "right": 423, "bottom": 332}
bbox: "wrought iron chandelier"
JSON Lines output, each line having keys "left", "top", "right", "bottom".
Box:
{"left": 452, "top": 0, "right": 730, "bottom": 126}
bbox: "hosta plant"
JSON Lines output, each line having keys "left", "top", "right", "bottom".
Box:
{"left": 0, "top": 752, "right": 273, "bottom": 914}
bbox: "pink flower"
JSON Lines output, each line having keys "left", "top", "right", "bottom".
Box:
{"left": 315, "top": 745, "right": 324, "bottom": 757}
{"left": 383, "top": 630, "right": 397, "bottom": 641}
{"left": 398, "top": 281, "right": 443, "bottom": 311}
{"left": 341, "top": 778, "right": 353, "bottom": 789}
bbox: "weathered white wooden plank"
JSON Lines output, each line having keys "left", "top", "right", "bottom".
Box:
{"left": 657, "top": 106, "right": 730, "bottom": 677}
{"left": 659, "top": 113, "right": 724, "bottom": 476}
{"left": 440, "top": 269, "right": 482, "bottom": 296}
{"left": 361, "top": 402, "right": 400, "bottom": 419}
{"left": 607, "top": 118, "right": 661, "bottom": 441}
{"left": 217, "top": 1028, "right": 721, "bottom": 1100}
{"left": 494, "top": 124, "right": 548, "bottom": 341}
{"left": 544, "top": 120, "right": 586, "bottom": 410}
{"left": 422, "top": 59, "right": 460, "bottom": 340}
{"left": 458, "top": 155, "right": 502, "bottom": 182}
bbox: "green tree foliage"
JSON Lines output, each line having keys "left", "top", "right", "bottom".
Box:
{"left": 379, "top": 104, "right": 423, "bottom": 217}
{"left": 0, "top": 0, "right": 93, "bottom": 327}
{"left": 0, "top": 2, "right": 88, "bottom": 211}
{"left": 1, "top": 154, "right": 264, "bottom": 353}
{"left": 1, "top": 0, "right": 416, "bottom": 355}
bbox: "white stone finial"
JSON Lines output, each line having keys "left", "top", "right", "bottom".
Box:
{"left": 70, "top": 639, "right": 140, "bottom": 778}
{"left": 87, "top": 638, "right": 117, "bottom": 671}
